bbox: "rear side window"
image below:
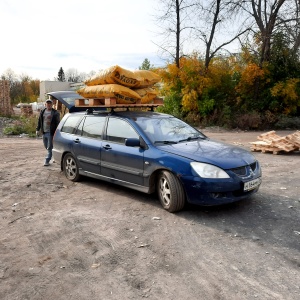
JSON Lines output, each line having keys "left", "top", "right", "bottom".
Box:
{"left": 81, "top": 116, "right": 105, "bottom": 139}
{"left": 61, "top": 115, "right": 82, "bottom": 134}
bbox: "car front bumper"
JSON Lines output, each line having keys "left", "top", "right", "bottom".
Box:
{"left": 181, "top": 175, "right": 262, "bottom": 206}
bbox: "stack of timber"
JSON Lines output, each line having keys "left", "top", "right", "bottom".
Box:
{"left": 250, "top": 130, "right": 300, "bottom": 154}
{"left": 0, "top": 80, "right": 14, "bottom": 115}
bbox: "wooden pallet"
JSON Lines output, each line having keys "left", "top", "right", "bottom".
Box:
{"left": 257, "top": 130, "right": 281, "bottom": 141}
{"left": 250, "top": 141, "right": 283, "bottom": 155}
{"left": 285, "top": 131, "right": 300, "bottom": 149}
{"left": 250, "top": 130, "right": 300, "bottom": 154}
{"left": 75, "top": 97, "right": 163, "bottom": 108}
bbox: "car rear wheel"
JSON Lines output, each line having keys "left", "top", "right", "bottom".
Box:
{"left": 157, "top": 170, "right": 185, "bottom": 212}
{"left": 63, "top": 154, "right": 81, "bottom": 182}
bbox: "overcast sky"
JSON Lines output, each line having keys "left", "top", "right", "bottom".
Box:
{"left": 0, "top": 0, "right": 164, "bottom": 80}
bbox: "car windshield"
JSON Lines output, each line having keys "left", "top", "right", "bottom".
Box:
{"left": 136, "top": 116, "right": 205, "bottom": 144}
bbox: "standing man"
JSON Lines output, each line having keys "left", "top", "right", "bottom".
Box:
{"left": 36, "top": 99, "right": 60, "bottom": 166}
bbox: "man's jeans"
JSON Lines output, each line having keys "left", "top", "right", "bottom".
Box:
{"left": 43, "top": 132, "right": 53, "bottom": 163}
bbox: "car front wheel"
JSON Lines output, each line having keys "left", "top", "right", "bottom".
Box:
{"left": 157, "top": 170, "right": 185, "bottom": 212}
{"left": 63, "top": 154, "right": 81, "bottom": 182}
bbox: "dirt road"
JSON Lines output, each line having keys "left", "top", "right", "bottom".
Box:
{"left": 0, "top": 129, "right": 299, "bottom": 300}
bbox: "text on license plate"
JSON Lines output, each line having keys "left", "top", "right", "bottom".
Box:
{"left": 244, "top": 178, "right": 261, "bottom": 191}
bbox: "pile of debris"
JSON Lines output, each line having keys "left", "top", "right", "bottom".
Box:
{"left": 250, "top": 130, "right": 300, "bottom": 154}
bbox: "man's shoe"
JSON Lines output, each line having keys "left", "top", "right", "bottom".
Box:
{"left": 44, "top": 162, "right": 50, "bottom": 166}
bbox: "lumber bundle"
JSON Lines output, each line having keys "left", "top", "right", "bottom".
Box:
{"left": 250, "top": 130, "right": 300, "bottom": 154}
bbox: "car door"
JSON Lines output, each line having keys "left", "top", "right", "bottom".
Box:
{"left": 101, "top": 117, "right": 145, "bottom": 186}
{"left": 72, "top": 115, "right": 105, "bottom": 175}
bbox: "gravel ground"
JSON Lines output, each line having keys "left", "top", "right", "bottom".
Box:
{"left": 0, "top": 117, "right": 299, "bottom": 300}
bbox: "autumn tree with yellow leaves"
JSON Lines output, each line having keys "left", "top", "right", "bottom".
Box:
{"left": 156, "top": 36, "right": 300, "bottom": 129}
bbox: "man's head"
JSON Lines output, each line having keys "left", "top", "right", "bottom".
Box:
{"left": 45, "top": 99, "right": 53, "bottom": 109}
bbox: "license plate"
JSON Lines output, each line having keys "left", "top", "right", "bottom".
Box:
{"left": 244, "top": 177, "right": 261, "bottom": 191}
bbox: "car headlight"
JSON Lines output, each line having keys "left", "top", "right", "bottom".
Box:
{"left": 190, "top": 162, "right": 230, "bottom": 178}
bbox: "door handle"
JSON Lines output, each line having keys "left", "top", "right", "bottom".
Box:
{"left": 74, "top": 138, "right": 81, "bottom": 143}
{"left": 103, "top": 144, "right": 112, "bottom": 150}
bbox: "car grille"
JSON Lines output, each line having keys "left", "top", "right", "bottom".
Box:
{"left": 230, "top": 161, "right": 257, "bottom": 177}
{"left": 231, "top": 166, "right": 247, "bottom": 176}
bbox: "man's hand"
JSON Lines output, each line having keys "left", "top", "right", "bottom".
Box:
{"left": 36, "top": 131, "right": 40, "bottom": 137}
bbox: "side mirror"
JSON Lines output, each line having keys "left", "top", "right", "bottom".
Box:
{"left": 125, "top": 138, "right": 141, "bottom": 147}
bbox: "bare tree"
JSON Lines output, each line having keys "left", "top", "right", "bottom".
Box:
{"left": 277, "top": 0, "right": 300, "bottom": 56}
{"left": 1, "top": 68, "right": 17, "bottom": 83}
{"left": 65, "top": 68, "right": 95, "bottom": 83}
{"left": 235, "top": 0, "right": 298, "bottom": 66}
{"left": 192, "top": 0, "right": 251, "bottom": 69}
{"left": 154, "top": 0, "right": 197, "bottom": 67}
{"left": 65, "top": 68, "right": 81, "bottom": 82}
{"left": 154, "top": 0, "right": 298, "bottom": 70}
{"left": 155, "top": 0, "right": 251, "bottom": 69}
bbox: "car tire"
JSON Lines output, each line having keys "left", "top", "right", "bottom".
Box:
{"left": 157, "top": 170, "right": 185, "bottom": 212}
{"left": 63, "top": 153, "right": 81, "bottom": 182}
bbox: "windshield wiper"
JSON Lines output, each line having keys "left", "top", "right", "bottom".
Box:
{"left": 179, "top": 136, "right": 203, "bottom": 142}
{"left": 154, "top": 140, "right": 178, "bottom": 144}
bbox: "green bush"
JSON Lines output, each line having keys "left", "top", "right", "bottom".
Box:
{"left": 157, "top": 92, "right": 183, "bottom": 118}
{"left": 274, "top": 116, "right": 300, "bottom": 129}
{"left": 3, "top": 115, "right": 38, "bottom": 137}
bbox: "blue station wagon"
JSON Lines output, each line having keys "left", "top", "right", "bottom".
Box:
{"left": 50, "top": 91, "right": 262, "bottom": 212}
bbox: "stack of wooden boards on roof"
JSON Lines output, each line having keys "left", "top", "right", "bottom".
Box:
{"left": 250, "top": 130, "right": 300, "bottom": 154}
{"left": 76, "top": 65, "right": 162, "bottom": 107}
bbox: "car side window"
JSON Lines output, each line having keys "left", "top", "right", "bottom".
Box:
{"left": 81, "top": 116, "right": 105, "bottom": 139}
{"left": 106, "top": 118, "right": 138, "bottom": 143}
{"left": 61, "top": 115, "right": 82, "bottom": 134}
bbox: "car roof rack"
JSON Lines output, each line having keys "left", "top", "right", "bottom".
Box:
{"left": 75, "top": 97, "right": 164, "bottom": 112}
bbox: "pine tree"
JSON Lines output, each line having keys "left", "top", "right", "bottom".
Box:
{"left": 57, "top": 67, "right": 65, "bottom": 82}
{"left": 139, "top": 59, "right": 151, "bottom": 70}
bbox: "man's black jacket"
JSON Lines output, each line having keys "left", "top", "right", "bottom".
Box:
{"left": 36, "top": 108, "right": 60, "bottom": 135}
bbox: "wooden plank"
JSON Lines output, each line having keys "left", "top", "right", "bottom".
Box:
{"left": 153, "top": 97, "right": 164, "bottom": 104}
{"left": 105, "top": 98, "right": 116, "bottom": 106}
{"left": 75, "top": 99, "right": 86, "bottom": 106}
{"left": 90, "top": 98, "right": 104, "bottom": 106}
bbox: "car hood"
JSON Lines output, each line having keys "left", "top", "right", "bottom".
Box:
{"left": 156, "top": 139, "right": 256, "bottom": 169}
